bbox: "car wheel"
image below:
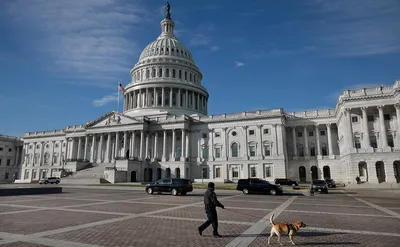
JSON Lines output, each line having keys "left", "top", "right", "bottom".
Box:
{"left": 56, "top": 181, "right": 60, "bottom": 184}
{"left": 172, "top": 188, "right": 178, "bottom": 196}
{"left": 146, "top": 188, "right": 153, "bottom": 195}
{"left": 270, "top": 189, "right": 277, "bottom": 195}
{"left": 243, "top": 188, "right": 249, "bottom": 195}
{"left": 44, "top": 181, "right": 48, "bottom": 184}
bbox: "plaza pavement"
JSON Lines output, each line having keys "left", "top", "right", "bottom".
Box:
{"left": 0, "top": 187, "right": 399, "bottom": 247}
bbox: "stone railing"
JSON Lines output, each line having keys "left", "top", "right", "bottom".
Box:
{"left": 286, "top": 109, "right": 335, "bottom": 119}
{"left": 24, "top": 129, "right": 64, "bottom": 137}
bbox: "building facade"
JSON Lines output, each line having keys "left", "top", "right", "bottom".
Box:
{"left": 19, "top": 7, "right": 400, "bottom": 185}
{"left": 0, "top": 135, "right": 23, "bottom": 183}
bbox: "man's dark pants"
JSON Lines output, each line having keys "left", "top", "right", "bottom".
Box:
{"left": 199, "top": 206, "right": 218, "bottom": 235}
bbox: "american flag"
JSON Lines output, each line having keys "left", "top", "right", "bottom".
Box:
{"left": 119, "top": 82, "right": 126, "bottom": 92}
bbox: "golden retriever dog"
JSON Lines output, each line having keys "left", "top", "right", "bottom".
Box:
{"left": 267, "top": 213, "right": 306, "bottom": 245}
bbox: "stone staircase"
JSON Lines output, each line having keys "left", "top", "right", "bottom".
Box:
{"left": 345, "top": 182, "right": 400, "bottom": 189}
{"left": 61, "top": 163, "right": 111, "bottom": 184}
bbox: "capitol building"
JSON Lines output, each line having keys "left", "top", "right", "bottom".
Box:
{"left": 11, "top": 7, "right": 400, "bottom": 185}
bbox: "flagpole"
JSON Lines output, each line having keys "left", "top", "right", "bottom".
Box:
{"left": 117, "top": 80, "right": 120, "bottom": 112}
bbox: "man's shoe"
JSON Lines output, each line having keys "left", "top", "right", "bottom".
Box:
{"left": 198, "top": 227, "right": 203, "bottom": 236}
{"left": 213, "top": 234, "right": 222, "bottom": 238}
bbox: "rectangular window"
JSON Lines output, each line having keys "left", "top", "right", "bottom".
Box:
{"left": 202, "top": 167, "right": 208, "bottom": 179}
{"left": 298, "top": 145, "right": 304, "bottom": 156}
{"left": 215, "top": 148, "right": 221, "bottom": 158}
{"left": 215, "top": 167, "right": 221, "bottom": 178}
{"left": 249, "top": 146, "right": 256, "bottom": 157}
{"left": 351, "top": 116, "right": 358, "bottom": 122}
{"left": 179, "top": 70, "right": 182, "bottom": 79}
{"left": 24, "top": 170, "right": 29, "bottom": 179}
{"left": 6, "top": 159, "right": 10, "bottom": 166}
{"left": 263, "top": 129, "right": 269, "bottom": 134}
{"left": 264, "top": 145, "right": 271, "bottom": 156}
{"left": 321, "top": 146, "right": 328, "bottom": 156}
{"left": 0, "top": 147, "right": 3, "bottom": 151}
{"left": 310, "top": 147, "right": 315, "bottom": 156}
{"left": 250, "top": 166, "right": 257, "bottom": 178}
{"left": 297, "top": 132, "right": 303, "bottom": 137}
{"left": 8, "top": 148, "right": 12, "bottom": 152}
{"left": 320, "top": 130, "right": 325, "bottom": 136}
{"left": 370, "top": 136, "right": 377, "bottom": 148}
{"left": 308, "top": 131, "right": 313, "bottom": 137}
{"left": 202, "top": 133, "right": 207, "bottom": 138}
{"left": 249, "top": 130, "right": 255, "bottom": 135}
{"left": 0, "top": 159, "right": 2, "bottom": 165}
{"left": 232, "top": 167, "right": 239, "bottom": 178}
{"left": 264, "top": 165, "right": 272, "bottom": 178}
{"left": 388, "top": 135, "right": 394, "bottom": 147}
{"left": 384, "top": 114, "right": 391, "bottom": 120}
{"left": 202, "top": 147, "right": 208, "bottom": 159}
{"left": 215, "top": 132, "right": 221, "bottom": 138}
{"left": 367, "top": 115, "right": 374, "bottom": 122}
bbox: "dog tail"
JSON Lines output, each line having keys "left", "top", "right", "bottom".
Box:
{"left": 269, "top": 213, "right": 275, "bottom": 225}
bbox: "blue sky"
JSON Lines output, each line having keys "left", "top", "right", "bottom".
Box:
{"left": 1, "top": 0, "right": 400, "bottom": 137}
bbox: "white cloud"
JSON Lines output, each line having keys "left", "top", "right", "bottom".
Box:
{"left": 92, "top": 93, "right": 119, "bottom": 107}
{"left": 234, "top": 61, "right": 245, "bottom": 68}
{"left": 189, "top": 34, "right": 210, "bottom": 46}
{"left": 210, "top": 46, "right": 220, "bottom": 52}
{"left": 5, "top": 0, "right": 148, "bottom": 87}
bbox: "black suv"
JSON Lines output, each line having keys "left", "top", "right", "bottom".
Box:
{"left": 236, "top": 178, "right": 283, "bottom": 195}
{"left": 274, "top": 178, "right": 299, "bottom": 187}
{"left": 145, "top": 178, "right": 193, "bottom": 196}
{"left": 325, "top": 179, "right": 336, "bottom": 188}
{"left": 311, "top": 180, "right": 328, "bottom": 193}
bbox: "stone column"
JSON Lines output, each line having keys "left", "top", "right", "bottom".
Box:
{"left": 90, "top": 135, "right": 96, "bottom": 162}
{"left": 395, "top": 104, "right": 400, "bottom": 148}
{"left": 185, "top": 90, "right": 188, "bottom": 108}
{"left": 181, "top": 129, "right": 186, "bottom": 160}
{"left": 197, "top": 93, "right": 200, "bottom": 111}
{"left": 77, "top": 137, "right": 82, "bottom": 160}
{"left": 344, "top": 108, "right": 354, "bottom": 151}
{"left": 123, "top": 131, "right": 128, "bottom": 159}
{"left": 222, "top": 127, "right": 228, "bottom": 160}
{"left": 153, "top": 88, "right": 157, "bottom": 106}
{"left": 50, "top": 141, "right": 55, "bottom": 165}
{"left": 169, "top": 88, "right": 173, "bottom": 107}
{"left": 242, "top": 126, "right": 249, "bottom": 159}
{"left": 145, "top": 88, "right": 149, "bottom": 107}
{"left": 98, "top": 134, "right": 104, "bottom": 162}
{"left": 84, "top": 135, "right": 89, "bottom": 160}
{"left": 139, "top": 130, "right": 144, "bottom": 160}
{"left": 208, "top": 129, "right": 214, "bottom": 161}
{"left": 130, "top": 131, "right": 135, "bottom": 159}
{"left": 171, "top": 129, "right": 176, "bottom": 160}
{"left": 177, "top": 89, "right": 181, "bottom": 107}
{"left": 161, "top": 87, "right": 165, "bottom": 107}
{"left": 361, "top": 107, "right": 372, "bottom": 150}
{"left": 257, "top": 125, "right": 263, "bottom": 159}
{"left": 145, "top": 132, "right": 149, "bottom": 159}
{"left": 154, "top": 131, "right": 158, "bottom": 160}
{"left": 106, "top": 133, "right": 111, "bottom": 162}
{"left": 191, "top": 92, "right": 194, "bottom": 109}
{"left": 162, "top": 130, "right": 167, "bottom": 161}
{"left": 377, "top": 105, "right": 389, "bottom": 148}
{"left": 277, "top": 124, "right": 284, "bottom": 156}
{"left": 59, "top": 141, "right": 64, "bottom": 166}
{"left": 315, "top": 124, "right": 321, "bottom": 158}
{"left": 303, "top": 125, "right": 309, "bottom": 157}
{"left": 327, "top": 124, "right": 334, "bottom": 157}
{"left": 185, "top": 130, "right": 189, "bottom": 159}
{"left": 292, "top": 126, "right": 298, "bottom": 157}
{"left": 271, "top": 124, "right": 277, "bottom": 156}
{"left": 115, "top": 132, "right": 120, "bottom": 159}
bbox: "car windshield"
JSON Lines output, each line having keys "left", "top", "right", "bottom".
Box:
{"left": 313, "top": 180, "right": 326, "bottom": 184}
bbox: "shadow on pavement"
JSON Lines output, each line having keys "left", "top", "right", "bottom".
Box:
{"left": 299, "top": 242, "right": 360, "bottom": 246}
{"left": 219, "top": 231, "right": 340, "bottom": 238}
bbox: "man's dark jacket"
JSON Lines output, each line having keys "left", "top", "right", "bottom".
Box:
{"left": 204, "top": 188, "right": 224, "bottom": 209}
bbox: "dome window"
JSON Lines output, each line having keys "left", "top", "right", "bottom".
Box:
{"left": 166, "top": 69, "right": 170, "bottom": 77}
{"left": 152, "top": 69, "right": 156, "bottom": 77}
{"left": 158, "top": 68, "right": 162, "bottom": 77}
{"left": 172, "top": 48, "right": 174, "bottom": 52}
{"left": 185, "top": 71, "right": 187, "bottom": 80}
{"left": 172, "top": 69, "right": 176, "bottom": 78}
{"left": 179, "top": 70, "right": 182, "bottom": 79}
{"left": 146, "top": 69, "right": 150, "bottom": 78}
{"left": 190, "top": 73, "right": 192, "bottom": 82}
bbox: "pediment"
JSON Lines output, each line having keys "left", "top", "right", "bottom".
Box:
{"left": 86, "top": 111, "right": 141, "bottom": 128}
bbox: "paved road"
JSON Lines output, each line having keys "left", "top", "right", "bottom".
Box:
{"left": 0, "top": 187, "right": 399, "bottom": 247}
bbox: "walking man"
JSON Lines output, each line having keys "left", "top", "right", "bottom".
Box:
{"left": 198, "top": 182, "right": 224, "bottom": 237}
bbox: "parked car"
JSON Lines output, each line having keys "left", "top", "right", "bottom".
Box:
{"left": 311, "top": 179, "right": 328, "bottom": 193}
{"left": 145, "top": 178, "right": 193, "bottom": 196}
{"left": 39, "top": 177, "right": 60, "bottom": 184}
{"left": 325, "top": 179, "right": 336, "bottom": 188}
{"left": 236, "top": 178, "right": 283, "bottom": 195}
{"left": 274, "top": 178, "right": 299, "bottom": 187}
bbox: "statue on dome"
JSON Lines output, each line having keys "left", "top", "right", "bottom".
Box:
{"left": 165, "top": 2, "right": 171, "bottom": 19}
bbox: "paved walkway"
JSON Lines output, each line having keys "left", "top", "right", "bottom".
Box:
{"left": 0, "top": 188, "right": 399, "bottom": 246}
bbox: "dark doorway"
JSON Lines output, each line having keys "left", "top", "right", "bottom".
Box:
{"left": 144, "top": 168, "right": 148, "bottom": 182}
{"left": 130, "top": 170, "right": 137, "bottom": 182}
{"left": 311, "top": 166, "right": 318, "bottom": 180}
{"left": 157, "top": 168, "right": 162, "bottom": 180}
{"left": 358, "top": 162, "right": 368, "bottom": 182}
{"left": 175, "top": 168, "right": 181, "bottom": 178}
{"left": 375, "top": 161, "right": 386, "bottom": 183}
{"left": 394, "top": 161, "right": 400, "bottom": 183}
{"left": 299, "top": 166, "right": 306, "bottom": 182}
{"left": 148, "top": 168, "right": 153, "bottom": 182}
{"left": 323, "top": 166, "right": 331, "bottom": 179}
{"left": 166, "top": 168, "right": 171, "bottom": 178}
{"left": 126, "top": 149, "right": 129, "bottom": 159}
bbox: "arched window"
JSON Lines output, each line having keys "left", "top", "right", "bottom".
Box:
{"left": 354, "top": 133, "right": 361, "bottom": 149}
{"left": 231, "top": 143, "right": 238, "bottom": 157}
{"left": 172, "top": 69, "right": 176, "bottom": 78}
{"left": 166, "top": 68, "right": 169, "bottom": 77}
{"left": 309, "top": 143, "right": 315, "bottom": 156}
{"left": 137, "top": 71, "right": 141, "bottom": 80}
{"left": 179, "top": 70, "right": 182, "bottom": 79}
{"left": 146, "top": 69, "right": 149, "bottom": 78}
{"left": 152, "top": 69, "right": 156, "bottom": 77}
{"left": 44, "top": 153, "right": 50, "bottom": 164}
{"left": 158, "top": 68, "right": 162, "bottom": 77}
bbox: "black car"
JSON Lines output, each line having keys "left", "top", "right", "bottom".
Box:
{"left": 325, "top": 179, "right": 336, "bottom": 188}
{"left": 311, "top": 179, "right": 328, "bottom": 193}
{"left": 274, "top": 178, "right": 299, "bottom": 187}
{"left": 145, "top": 178, "right": 193, "bottom": 196}
{"left": 236, "top": 178, "right": 283, "bottom": 195}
